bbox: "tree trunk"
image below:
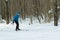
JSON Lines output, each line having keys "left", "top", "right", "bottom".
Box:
{"left": 54, "top": 0, "right": 58, "bottom": 26}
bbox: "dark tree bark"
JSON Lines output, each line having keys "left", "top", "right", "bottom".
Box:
{"left": 54, "top": 0, "right": 58, "bottom": 26}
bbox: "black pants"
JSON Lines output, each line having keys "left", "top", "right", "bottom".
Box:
{"left": 14, "top": 21, "right": 19, "bottom": 30}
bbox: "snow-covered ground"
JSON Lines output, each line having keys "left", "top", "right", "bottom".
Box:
{"left": 0, "top": 19, "right": 60, "bottom": 40}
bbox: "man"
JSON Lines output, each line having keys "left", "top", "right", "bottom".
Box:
{"left": 13, "top": 12, "right": 20, "bottom": 31}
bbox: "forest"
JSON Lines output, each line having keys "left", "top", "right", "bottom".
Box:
{"left": 0, "top": 0, "right": 60, "bottom": 26}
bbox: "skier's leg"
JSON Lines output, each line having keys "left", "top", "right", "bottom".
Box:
{"left": 15, "top": 21, "right": 18, "bottom": 31}
{"left": 15, "top": 21, "right": 20, "bottom": 31}
{"left": 17, "top": 21, "right": 20, "bottom": 30}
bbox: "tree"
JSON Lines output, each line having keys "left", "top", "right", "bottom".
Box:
{"left": 54, "top": 0, "right": 58, "bottom": 26}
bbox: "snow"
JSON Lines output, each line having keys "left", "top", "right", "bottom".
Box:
{"left": 0, "top": 20, "right": 60, "bottom": 40}
{"left": 48, "top": 9, "right": 54, "bottom": 14}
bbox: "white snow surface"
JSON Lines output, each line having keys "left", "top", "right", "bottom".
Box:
{"left": 0, "top": 20, "right": 60, "bottom": 40}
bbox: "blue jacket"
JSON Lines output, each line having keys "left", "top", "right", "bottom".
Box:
{"left": 13, "top": 12, "right": 20, "bottom": 22}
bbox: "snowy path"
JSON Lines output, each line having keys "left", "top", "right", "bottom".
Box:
{"left": 0, "top": 22, "right": 60, "bottom": 40}
{"left": 0, "top": 31, "right": 60, "bottom": 40}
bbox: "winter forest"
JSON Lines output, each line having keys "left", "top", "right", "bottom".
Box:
{"left": 0, "top": 0, "right": 60, "bottom": 25}
{"left": 0, "top": 0, "right": 60, "bottom": 40}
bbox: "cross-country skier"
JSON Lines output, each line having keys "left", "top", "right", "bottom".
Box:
{"left": 12, "top": 12, "right": 20, "bottom": 31}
